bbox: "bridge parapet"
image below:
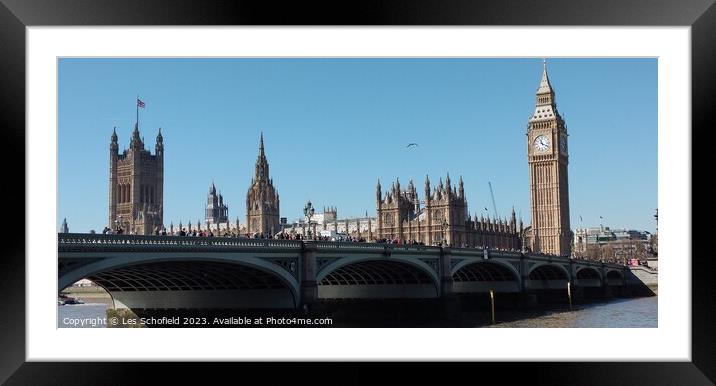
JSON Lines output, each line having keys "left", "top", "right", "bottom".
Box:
{"left": 58, "top": 233, "right": 303, "bottom": 252}
{"left": 313, "top": 241, "right": 443, "bottom": 256}
{"left": 450, "top": 248, "right": 486, "bottom": 257}
{"left": 315, "top": 241, "right": 387, "bottom": 251}
{"left": 388, "top": 244, "right": 442, "bottom": 255}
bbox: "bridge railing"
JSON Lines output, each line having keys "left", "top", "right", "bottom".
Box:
{"left": 314, "top": 241, "right": 387, "bottom": 251}
{"left": 386, "top": 244, "right": 442, "bottom": 254}
{"left": 58, "top": 233, "right": 304, "bottom": 250}
{"left": 313, "top": 241, "right": 442, "bottom": 255}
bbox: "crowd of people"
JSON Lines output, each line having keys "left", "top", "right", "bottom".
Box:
{"left": 98, "top": 225, "right": 524, "bottom": 252}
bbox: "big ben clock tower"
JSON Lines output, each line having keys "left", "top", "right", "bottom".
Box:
{"left": 527, "top": 60, "right": 571, "bottom": 256}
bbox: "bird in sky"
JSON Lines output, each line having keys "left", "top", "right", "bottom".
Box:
{"left": 406, "top": 143, "right": 419, "bottom": 148}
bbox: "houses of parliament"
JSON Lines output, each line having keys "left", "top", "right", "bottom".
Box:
{"left": 374, "top": 60, "right": 571, "bottom": 255}
{"left": 106, "top": 61, "right": 572, "bottom": 256}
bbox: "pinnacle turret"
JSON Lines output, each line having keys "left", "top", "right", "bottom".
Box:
{"left": 130, "top": 122, "right": 143, "bottom": 149}
{"left": 110, "top": 127, "right": 119, "bottom": 152}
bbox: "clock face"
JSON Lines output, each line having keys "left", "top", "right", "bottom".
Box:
{"left": 533, "top": 135, "right": 550, "bottom": 151}
{"left": 560, "top": 135, "right": 568, "bottom": 153}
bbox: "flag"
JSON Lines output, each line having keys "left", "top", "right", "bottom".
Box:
{"left": 137, "top": 99, "right": 145, "bottom": 108}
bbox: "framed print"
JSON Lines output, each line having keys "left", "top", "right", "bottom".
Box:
{"left": 2, "top": 0, "right": 715, "bottom": 384}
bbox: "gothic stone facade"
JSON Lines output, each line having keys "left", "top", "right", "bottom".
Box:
{"left": 108, "top": 124, "right": 164, "bottom": 235}
{"left": 376, "top": 175, "right": 521, "bottom": 249}
{"left": 205, "top": 182, "right": 229, "bottom": 225}
{"left": 246, "top": 133, "right": 280, "bottom": 236}
{"left": 526, "top": 60, "right": 572, "bottom": 256}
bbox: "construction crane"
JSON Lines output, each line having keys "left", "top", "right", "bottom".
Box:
{"left": 488, "top": 181, "right": 498, "bottom": 219}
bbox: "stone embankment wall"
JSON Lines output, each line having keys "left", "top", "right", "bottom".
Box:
{"left": 625, "top": 266, "right": 658, "bottom": 296}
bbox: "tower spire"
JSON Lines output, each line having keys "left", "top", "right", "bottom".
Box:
{"left": 255, "top": 132, "right": 269, "bottom": 181}
{"left": 259, "top": 131, "right": 265, "bottom": 156}
{"left": 537, "top": 58, "right": 553, "bottom": 95}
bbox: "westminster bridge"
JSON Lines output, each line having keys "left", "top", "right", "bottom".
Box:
{"left": 58, "top": 233, "right": 630, "bottom": 311}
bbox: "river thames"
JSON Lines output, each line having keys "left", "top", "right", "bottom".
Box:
{"left": 58, "top": 296, "right": 657, "bottom": 328}
{"left": 489, "top": 296, "right": 657, "bottom": 328}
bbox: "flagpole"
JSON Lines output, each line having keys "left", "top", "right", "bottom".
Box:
{"left": 136, "top": 94, "right": 139, "bottom": 128}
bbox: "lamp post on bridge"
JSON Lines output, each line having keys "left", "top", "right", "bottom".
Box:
{"left": 303, "top": 201, "right": 315, "bottom": 240}
{"left": 114, "top": 215, "right": 124, "bottom": 234}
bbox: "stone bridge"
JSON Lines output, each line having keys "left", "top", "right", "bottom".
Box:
{"left": 58, "top": 233, "right": 627, "bottom": 310}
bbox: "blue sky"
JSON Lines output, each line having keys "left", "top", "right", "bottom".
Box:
{"left": 58, "top": 58, "right": 657, "bottom": 233}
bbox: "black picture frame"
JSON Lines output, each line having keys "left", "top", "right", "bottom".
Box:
{"left": 2, "top": 0, "right": 714, "bottom": 384}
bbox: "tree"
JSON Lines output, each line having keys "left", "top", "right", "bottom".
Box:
{"left": 586, "top": 244, "right": 600, "bottom": 261}
{"left": 601, "top": 244, "right": 615, "bottom": 263}
{"left": 649, "top": 234, "right": 658, "bottom": 255}
{"left": 633, "top": 240, "right": 647, "bottom": 261}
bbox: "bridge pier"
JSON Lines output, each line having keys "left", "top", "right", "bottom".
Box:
{"left": 439, "top": 247, "right": 460, "bottom": 323}
{"left": 299, "top": 241, "right": 318, "bottom": 309}
{"left": 519, "top": 292, "right": 539, "bottom": 308}
{"left": 518, "top": 256, "right": 539, "bottom": 307}
{"left": 439, "top": 247, "right": 453, "bottom": 296}
{"left": 602, "top": 284, "right": 614, "bottom": 299}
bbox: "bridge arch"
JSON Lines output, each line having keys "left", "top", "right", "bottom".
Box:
{"left": 525, "top": 263, "right": 570, "bottom": 290}
{"left": 451, "top": 260, "right": 521, "bottom": 293}
{"left": 574, "top": 266, "right": 603, "bottom": 288}
{"left": 527, "top": 263, "right": 570, "bottom": 280}
{"left": 576, "top": 267, "right": 602, "bottom": 280}
{"left": 59, "top": 254, "right": 300, "bottom": 309}
{"left": 605, "top": 269, "right": 625, "bottom": 286}
{"left": 316, "top": 256, "right": 440, "bottom": 299}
